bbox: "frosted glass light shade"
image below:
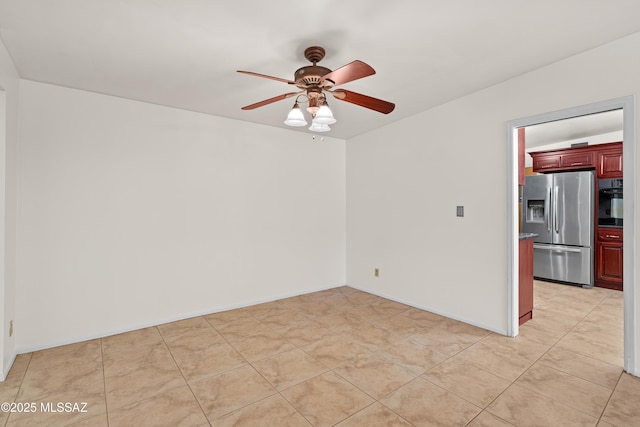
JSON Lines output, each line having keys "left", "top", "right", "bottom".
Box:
{"left": 284, "top": 105, "right": 308, "bottom": 126}
{"left": 314, "top": 104, "right": 336, "bottom": 124}
{"left": 309, "top": 121, "right": 331, "bottom": 132}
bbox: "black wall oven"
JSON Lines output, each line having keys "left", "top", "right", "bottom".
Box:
{"left": 598, "top": 178, "right": 623, "bottom": 227}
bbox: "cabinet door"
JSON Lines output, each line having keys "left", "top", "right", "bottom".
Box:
{"left": 598, "top": 150, "right": 623, "bottom": 178}
{"left": 532, "top": 155, "right": 561, "bottom": 172}
{"left": 596, "top": 240, "right": 623, "bottom": 284}
{"left": 561, "top": 151, "right": 594, "bottom": 169}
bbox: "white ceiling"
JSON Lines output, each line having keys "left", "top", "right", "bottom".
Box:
{"left": 1, "top": 1, "right": 640, "bottom": 140}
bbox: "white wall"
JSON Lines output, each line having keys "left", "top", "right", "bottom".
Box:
{"left": 15, "top": 81, "right": 346, "bottom": 352}
{"left": 347, "top": 32, "right": 640, "bottom": 349}
{"left": 0, "top": 38, "right": 19, "bottom": 379}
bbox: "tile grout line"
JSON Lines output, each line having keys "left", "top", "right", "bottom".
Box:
{"left": 157, "top": 321, "right": 228, "bottom": 424}
{"left": 595, "top": 369, "right": 625, "bottom": 424}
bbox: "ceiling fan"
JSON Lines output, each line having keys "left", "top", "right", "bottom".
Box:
{"left": 237, "top": 46, "right": 395, "bottom": 132}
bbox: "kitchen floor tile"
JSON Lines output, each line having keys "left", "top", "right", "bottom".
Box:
{"left": 227, "top": 329, "right": 295, "bottom": 362}
{"left": 27, "top": 339, "right": 102, "bottom": 371}
{"left": 169, "top": 341, "right": 247, "bottom": 383}
{"left": 438, "top": 318, "right": 492, "bottom": 342}
{"left": 371, "top": 312, "right": 428, "bottom": 338}
{"left": 190, "top": 364, "right": 276, "bottom": 420}
{"left": 17, "top": 357, "right": 104, "bottom": 402}
{"left": 380, "top": 377, "right": 481, "bottom": 426}
{"left": 515, "top": 363, "right": 612, "bottom": 418}
{"left": 600, "top": 373, "right": 640, "bottom": 426}
{"left": 104, "top": 356, "right": 186, "bottom": 409}
{"left": 276, "top": 319, "right": 334, "bottom": 347}
{"left": 281, "top": 371, "right": 374, "bottom": 427}
{"left": 7, "top": 386, "right": 106, "bottom": 427}
{"left": 486, "top": 383, "right": 598, "bottom": 426}
{"left": 401, "top": 306, "right": 448, "bottom": 327}
{"left": 555, "top": 330, "right": 624, "bottom": 366}
{"left": 334, "top": 353, "right": 416, "bottom": 399}
{"left": 408, "top": 326, "right": 476, "bottom": 356}
{"left": 453, "top": 340, "right": 533, "bottom": 382}
{"left": 252, "top": 348, "right": 328, "bottom": 390}
{"left": 212, "top": 394, "right": 311, "bottom": 427}
{"left": 481, "top": 332, "right": 552, "bottom": 363}
{"left": 157, "top": 316, "right": 217, "bottom": 343}
{"left": 300, "top": 335, "right": 370, "bottom": 369}
{"left": 210, "top": 317, "right": 273, "bottom": 343}
{"left": 339, "top": 323, "right": 402, "bottom": 351}
{"left": 107, "top": 385, "right": 207, "bottom": 427}
{"left": 255, "top": 308, "right": 309, "bottom": 331}
{"left": 466, "top": 411, "right": 516, "bottom": 426}
{"left": 374, "top": 338, "right": 449, "bottom": 375}
{"left": 537, "top": 347, "right": 623, "bottom": 389}
{"left": 422, "top": 357, "right": 512, "bottom": 408}
{"left": 335, "top": 402, "right": 413, "bottom": 426}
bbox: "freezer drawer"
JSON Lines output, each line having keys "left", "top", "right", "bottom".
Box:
{"left": 533, "top": 244, "right": 593, "bottom": 287}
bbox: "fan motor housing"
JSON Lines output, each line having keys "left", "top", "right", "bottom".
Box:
{"left": 294, "top": 65, "right": 332, "bottom": 87}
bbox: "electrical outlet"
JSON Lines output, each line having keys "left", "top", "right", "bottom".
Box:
{"left": 9, "top": 320, "right": 13, "bottom": 337}
{"left": 374, "top": 268, "right": 380, "bottom": 277}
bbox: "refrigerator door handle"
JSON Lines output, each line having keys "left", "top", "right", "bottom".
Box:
{"left": 547, "top": 188, "right": 552, "bottom": 232}
{"left": 554, "top": 186, "right": 559, "bottom": 233}
{"left": 534, "top": 244, "right": 582, "bottom": 253}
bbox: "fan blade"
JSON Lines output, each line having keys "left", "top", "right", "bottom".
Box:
{"left": 241, "top": 92, "right": 299, "bottom": 110}
{"left": 237, "top": 70, "right": 296, "bottom": 85}
{"left": 332, "top": 90, "right": 395, "bottom": 114}
{"left": 320, "top": 60, "right": 375, "bottom": 86}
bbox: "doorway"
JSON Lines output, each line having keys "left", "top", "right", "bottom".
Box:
{"left": 507, "top": 95, "right": 637, "bottom": 375}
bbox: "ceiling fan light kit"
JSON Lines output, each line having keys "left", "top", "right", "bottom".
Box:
{"left": 313, "top": 99, "right": 336, "bottom": 125}
{"left": 308, "top": 121, "right": 331, "bottom": 132}
{"left": 238, "top": 46, "right": 395, "bottom": 133}
{"left": 283, "top": 102, "right": 308, "bottom": 126}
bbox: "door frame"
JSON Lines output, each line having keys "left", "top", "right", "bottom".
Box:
{"left": 507, "top": 95, "right": 637, "bottom": 375}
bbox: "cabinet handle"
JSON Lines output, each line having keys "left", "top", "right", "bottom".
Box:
{"left": 605, "top": 235, "right": 620, "bottom": 239}
{"left": 570, "top": 162, "right": 584, "bottom": 166}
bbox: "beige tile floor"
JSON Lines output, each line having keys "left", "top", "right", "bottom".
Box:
{"left": 0, "top": 281, "right": 637, "bottom": 426}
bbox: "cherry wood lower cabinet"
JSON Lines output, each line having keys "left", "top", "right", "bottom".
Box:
{"left": 595, "top": 227, "right": 623, "bottom": 291}
{"left": 519, "top": 237, "right": 534, "bottom": 325}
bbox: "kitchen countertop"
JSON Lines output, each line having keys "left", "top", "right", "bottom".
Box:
{"left": 519, "top": 233, "right": 538, "bottom": 240}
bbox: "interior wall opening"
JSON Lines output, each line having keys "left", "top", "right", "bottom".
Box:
{"left": 507, "top": 96, "right": 637, "bottom": 376}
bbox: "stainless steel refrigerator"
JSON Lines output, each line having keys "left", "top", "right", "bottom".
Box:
{"left": 522, "top": 171, "right": 594, "bottom": 287}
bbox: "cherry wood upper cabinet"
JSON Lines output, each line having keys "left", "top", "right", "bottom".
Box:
{"left": 530, "top": 141, "right": 621, "bottom": 175}
{"left": 598, "top": 146, "right": 623, "bottom": 178}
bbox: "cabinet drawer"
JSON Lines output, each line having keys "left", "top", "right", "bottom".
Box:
{"left": 598, "top": 229, "right": 623, "bottom": 242}
{"left": 561, "top": 152, "right": 594, "bottom": 168}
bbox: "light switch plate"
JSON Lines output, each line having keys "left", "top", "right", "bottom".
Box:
{"left": 456, "top": 206, "right": 464, "bottom": 217}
